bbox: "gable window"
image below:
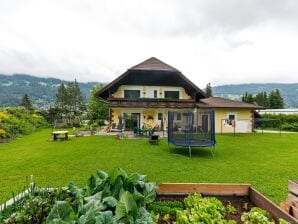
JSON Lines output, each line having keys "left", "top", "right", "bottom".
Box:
{"left": 124, "top": 90, "right": 140, "bottom": 99}
{"left": 164, "top": 91, "right": 179, "bottom": 99}
{"left": 154, "top": 90, "right": 158, "bottom": 98}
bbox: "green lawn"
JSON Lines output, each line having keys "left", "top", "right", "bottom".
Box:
{"left": 0, "top": 129, "right": 297, "bottom": 204}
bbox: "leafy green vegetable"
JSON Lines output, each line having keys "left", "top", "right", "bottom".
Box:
{"left": 241, "top": 207, "right": 289, "bottom": 224}
{"left": 226, "top": 202, "right": 236, "bottom": 215}
{"left": 174, "top": 193, "right": 236, "bottom": 224}
{"left": 148, "top": 201, "right": 183, "bottom": 215}
{"left": 46, "top": 201, "right": 77, "bottom": 224}
{"left": 3, "top": 168, "right": 156, "bottom": 224}
{"left": 115, "top": 191, "right": 138, "bottom": 223}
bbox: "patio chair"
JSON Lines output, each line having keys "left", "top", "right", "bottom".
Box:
{"left": 149, "top": 134, "right": 159, "bottom": 144}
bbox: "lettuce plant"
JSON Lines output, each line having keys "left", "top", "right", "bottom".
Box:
{"left": 174, "top": 193, "right": 236, "bottom": 224}
{"left": 241, "top": 207, "right": 289, "bottom": 224}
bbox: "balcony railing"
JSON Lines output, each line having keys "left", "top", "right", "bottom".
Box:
{"left": 108, "top": 97, "right": 196, "bottom": 108}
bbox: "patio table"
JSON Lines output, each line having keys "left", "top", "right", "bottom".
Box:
{"left": 52, "top": 130, "right": 69, "bottom": 141}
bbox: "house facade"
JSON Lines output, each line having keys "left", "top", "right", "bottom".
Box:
{"left": 96, "top": 57, "right": 261, "bottom": 133}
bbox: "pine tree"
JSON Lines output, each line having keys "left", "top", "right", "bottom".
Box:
{"left": 269, "top": 89, "right": 284, "bottom": 109}
{"left": 242, "top": 92, "right": 248, "bottom": 102}
{"left": 56, "top": 83, "right": 68, "bottom": 111}
{"left": 255, "top": 92, "right": 269, "bottom": 108}
{"left": 55, "top": 80, "right": 85, "bottom": 126}
{"left": 20, "top": 94, "right": 33, "bottom": 112}
{"left": 67, "top": 79, "right": 85, "bottom": 116}
{"left": 205, "top": 83, "right": 213, "bottom": 97}
{"left": 242, "top": 92, "right": 254, "bottom": 104}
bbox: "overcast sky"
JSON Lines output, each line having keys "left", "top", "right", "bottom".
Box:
{"left": 1, "top": 0, "right": 298, "bottom": 87}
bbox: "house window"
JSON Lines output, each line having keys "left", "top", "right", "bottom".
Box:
{"left": 158, "top": 113, "right": 163, "bottom": 120}
{"left": 164, "top": 91, "right": 179, "bottom": 99}
{"left": 176, "top": 113, "right": 181, "bottom": 120}
{"left": 154, "top": 90, "right": 158, "bottom": 98}
{"left": 124, "top": 90, "right": 140, "bottom": 99}
{"left": 227, "top": 113, "right": 236, "bottom": 125}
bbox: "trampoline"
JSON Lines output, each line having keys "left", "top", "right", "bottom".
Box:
{"left": 168, "top": 109, "right": 216, "bottom": 157}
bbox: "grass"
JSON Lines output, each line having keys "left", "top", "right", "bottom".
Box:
{"left": 0, "top": 129, "right": 297, "bottom": 204}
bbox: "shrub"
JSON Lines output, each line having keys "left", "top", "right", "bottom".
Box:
{"left": 0, "top": 107, "right": 48, "bottom": 140}
{"left": 0, "top": 112, "right": 9, "bottom": 121}
{"left": 281, "top": 122, "right": 298, "bottom": 132}
{"left": 0, "top": 128, "right": 6, "bottom": 138}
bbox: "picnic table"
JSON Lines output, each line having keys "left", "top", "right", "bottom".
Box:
{"left": 52, "top": 130, "right": 69, "bottom": 141}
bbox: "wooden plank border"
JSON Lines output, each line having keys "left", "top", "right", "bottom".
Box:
{"left": 249, "top": 187, "right": 298, "bottom": 223}
{"left": 157, "top": 183, "right": 250, "bottom": 196}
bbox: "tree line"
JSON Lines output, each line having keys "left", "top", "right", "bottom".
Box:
{"left": 242, "top": 89, "right": 284, "bottom": 109}
{"left": 18, "top": 79, "right": 108, "bottom": 129}
{"left": 205, "top": 83, "right": 284, "bottom": 109}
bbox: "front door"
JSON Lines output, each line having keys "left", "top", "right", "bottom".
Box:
{"left": 124, "top": 113, "right": 140, "bottom": 130}
{"left": 201, "top": 114, "right": 209, "bottom": 133}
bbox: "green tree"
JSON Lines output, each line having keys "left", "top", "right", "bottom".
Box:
{"left": 40, "top": 107, "right": 61, "bottom": 126}
{"left": 20, "top": 94, "right": 34, "bottom": 112}
{"left": 205, "top": 83, "right": 213, "bottom": 97}
{"left": 269, "top": 89, "right": 284, "bottom": 109}
{"left": 242, "top": 92, "right": 254, "bottom": 104}
{"left": 55, "top": 80, "right": 86, "bottom": 126}
{"left": 87, "top": 84, "right": 109, "bottom": 127}
{"left": 255, "top": 92, "right": 269, "bottom": 108}
{"left": 67, "top": 79, "right": 85, "bottom": 116}
{"left": 56, "top": 83, "right": 69, "bottom": 111}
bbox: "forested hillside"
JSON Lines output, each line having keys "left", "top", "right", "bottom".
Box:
{"left": 1, "top": 74, "right": 297, "bottom": 108}
{"left": 0, "top": 74, "right": 99, "bottom": 108}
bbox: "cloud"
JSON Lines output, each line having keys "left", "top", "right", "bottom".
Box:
{"left": 0, "top": 0, "right": 298, "bottom": 86}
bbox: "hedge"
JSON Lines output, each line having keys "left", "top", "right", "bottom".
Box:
{"left": 258, "top": 114, "right": 298, "bottom": 131}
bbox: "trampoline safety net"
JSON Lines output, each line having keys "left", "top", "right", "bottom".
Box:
{"left": 168, "top": 109, "right": 216, "bottom": 156}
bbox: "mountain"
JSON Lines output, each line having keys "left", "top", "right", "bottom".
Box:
{"left": 213, "top": 83, "right": 298, "bottom": 108}
{"left": 0, "top": 74, "right": 99, "bottom": 108}
{"left": 1, "top": 74, "right": 297, "bottom": 108}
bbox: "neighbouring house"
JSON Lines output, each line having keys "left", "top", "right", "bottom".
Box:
{"left": 96, "top": 57, "right": 262, "bottom": 133}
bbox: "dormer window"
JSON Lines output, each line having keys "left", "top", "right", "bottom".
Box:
{"left": 164, "top": 91, "right": 180, "bottom": 99}
{"left": 124, "top": 90, "right": 140, "bottom": 99}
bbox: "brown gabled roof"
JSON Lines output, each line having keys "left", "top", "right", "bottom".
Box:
{"left": 96, "top": 57, "right": 206, "bottom": 100}
{"left": 129, "top": 57, "right": 179, "bottom": 72}
{"left": 197, "top": 97, "right": 264, "bottom": 109}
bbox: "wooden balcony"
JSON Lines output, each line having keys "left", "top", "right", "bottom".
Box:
{"left": 108, "top": 97, "right": 196, "bottom": 108}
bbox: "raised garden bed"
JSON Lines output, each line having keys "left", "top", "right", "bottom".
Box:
{"left": 156, "top": 183, "right": 298, "bottom": 223}
{"left": 281, "top": 180, "right": 298, "bottom": 220}
{"left": 1, "top": 171, "right": 297, "bottom": 223}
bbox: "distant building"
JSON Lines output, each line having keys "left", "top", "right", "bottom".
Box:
{"left": 257, "top": 109, "right": 298, "bottom": 115}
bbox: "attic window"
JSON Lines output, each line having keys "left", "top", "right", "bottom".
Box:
{"left": 164, "top": 91, "right": 179, "bottom": 99}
